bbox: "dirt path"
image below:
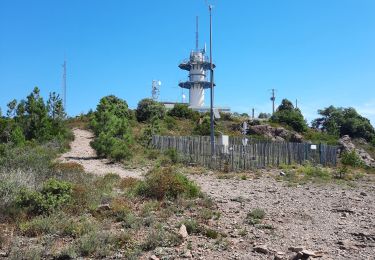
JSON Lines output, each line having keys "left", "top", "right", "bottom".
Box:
{"left": 59, "top": 128, "right": 144, "bottom": 179}
{"left": 187, "top": 173, "right": 375, "bottom": 260}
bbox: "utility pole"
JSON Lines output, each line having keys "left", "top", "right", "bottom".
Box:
{"left": 270, "top": 89, "right": 276, "bottom": 114}
{"left": 252, "top": 108, "right": 255, "bottom": 119}
{"left": 209, "top": 5, "right": 215, "bottom": 156}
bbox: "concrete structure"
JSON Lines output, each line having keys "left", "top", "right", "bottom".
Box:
{"left": 178, "top": 17, "right": 215, "bottom": 109}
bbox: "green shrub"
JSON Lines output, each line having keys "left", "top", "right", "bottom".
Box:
{"left": 246, "top": 208, "right": 266, "bottom": 225}
{"left": 76, "top": 230, "right": 115, "bottom": 257}
{"left": 141, "top": 226, "right": 182, "bottom": 250}
{"left": 193, "top": 116, "right": 211, "bottom": 136}
{"left": 164, "top": 115, "right": 177, "bottom": 130}
{"left": 303, "top": 129, "right": 338, "bottom": 145}
{"left": 10, "top": 126, "right": 26, "bottom": 146}
{"left": 164, "top": 148, "right": 179, "bottom": 163}
{"left": 136, "top": 167, "right": 200, "bottom": 200}
{"left": 136, "top": 98, "right": 166, "bottom": 122}
{"left": 179, "top": 219, "right": 200, "bottom": 234}
{"left": 16, "top": 178, "right": 72, "bottom": 215}
{"left": 270, "top": 99, "right": 308, "bottom": 133}
{"left": 168, "top": 104, "right": 196, "bottom": 119}
{"left": 204, "top": 228, "right": 219, "bottom": 239}
{"left": 300, "top": 164, "right": 332, "bottom": 181}
{"left": 341, "top": 150, "right": 363, "bottom": 168}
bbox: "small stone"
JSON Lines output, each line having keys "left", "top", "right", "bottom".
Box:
{"left": 254, "top": 245, "right": 269, "bottom": 254}
{"left": 179, "top": 224, "right": 188, "bottom": 239}
{"left": 97, "top": 203, "right": 111, "bottom": 211}
{"left": 288, "top": 246, "right": 304, "bottom": 253}
{"left": 150, "top": 255, "right": 159, "bottom": 260}
{"left": 360, "top": 191, "right": 367, "bottom": 196}
{"left": 274, "top": 252, "right": 285, "bottom": 260}
{"left": 184, "top": 250, "right": 192, "bottom": 258}
{"left": 0, "top": 251, "right": 8, "bottom": 257}
{"left": 301, "top": 250, "right": 316, "bottom": 257}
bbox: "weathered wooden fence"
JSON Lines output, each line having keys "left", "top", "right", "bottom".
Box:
{"left": 152, "top": 135, "right": 338, "bottom": 171}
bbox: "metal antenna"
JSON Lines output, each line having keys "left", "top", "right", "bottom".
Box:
{"left": 196, "top": 16, "right": 199, "bottom": 50}
{"left": 62, "top": 59, "right": 67, "bottom": 111}
{"left": 152, "top": 80, "right": 161, "bottom": 100}
{"left": 209, "top": 5, "right": 215, "bottom": 156}
{"left": 270, "top": 88, "right": 276, "bottom": 114}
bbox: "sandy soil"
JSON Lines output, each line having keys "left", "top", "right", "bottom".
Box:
{"left": 59, "top": 128, "right": 144, "bottom": 179}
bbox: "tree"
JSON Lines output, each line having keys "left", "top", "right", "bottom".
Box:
{"left": 47, "top": 92, "right": 65, "bottom": 120}
{"left": 7, "top": 99, "right": 17, "bottom": 118}
{"left": 90, "top": 95, "right": 133, "bottom": 161}
{"left": 258, "top": 112, "right": 271, "bottom": 119}
{"left": 168, "top": 104, "right": 197, "bottom": 119}
{"left": 136, "top": 98, "right": 165, "bottom": 122}
{"left": 270, "top": 99, "right": 308, "bottom": 132}
{"left": 312, "top": 106, "right": 375, "bottom": 142}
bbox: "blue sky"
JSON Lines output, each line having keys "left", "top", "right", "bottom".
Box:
{"left": 1, "top": 0, "right": 374, "bottom": 125}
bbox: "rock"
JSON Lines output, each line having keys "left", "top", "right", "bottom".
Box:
{"left": 360, "top": 191, "right": 367, "bottom": 196}
{"left": 301, "top": 250, "right": 316, "bottom": 257}
{"left": 179, "top": 224, "right": 188, "bottom": 239}
{"left": 253, "top": 245, "right": 269, "bottom": 254}
{"left": 97, "top": 203, "right": 111, "bottom": 211}
{"left": 248, "top": 125, "right": 304, "bottom": 143}
{"left": 150, "top": 255, "right": 159, "bottom": 260}
{"left": 183, "top": 250, "right": 193, "bottom": 258}
{"left": 0, "top": 251, "right": 8, "bottom": 257}
{"left": 288, "top": 246, "right": 304, "bottom": 253}
{"left": 280, "top": 171, "right": 286, "bottom": 176}
{"left": 274, "top": 252, "right": 285, "bottom": 260}
{"left": 339, "top": 135, "right": 375, "bottom": 168}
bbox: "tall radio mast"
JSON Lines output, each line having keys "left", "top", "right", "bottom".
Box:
{"left": 62, "top": 59, "right": 67, "bottom": 111}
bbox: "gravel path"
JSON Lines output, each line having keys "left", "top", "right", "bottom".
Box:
{"left": 187, "top": 173, "right": 375, "bottom": 260}
{"left": 59, "top": 128, "right": 144, "bottom": 179}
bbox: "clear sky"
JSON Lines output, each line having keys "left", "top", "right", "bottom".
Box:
{"left": 1, "top": 0, "right": 374, "bottom": 125}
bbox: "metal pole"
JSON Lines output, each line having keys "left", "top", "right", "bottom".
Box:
{"left": 209, "top": 5, "right": 215, "bottom": 156}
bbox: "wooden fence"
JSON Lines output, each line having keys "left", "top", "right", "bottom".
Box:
{"left": 151, "top": 135, "right": 338, "bottom": 171}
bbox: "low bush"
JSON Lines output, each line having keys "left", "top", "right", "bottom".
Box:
{"left": 141, "top": 226, "right": 182, "bottom": 250}
{"left": 16, "top": 178, "right": 72, "bottom": 215}
{"left": 136, "top": 99, "right": 166, "bottom": 122}
{"left": 164, "top": 116, "right": 178, "bottom": 130}
{"left": 136, "top": 167, "right": 200, "bottom": 200}
{"left": 193, "top": 116, "right": 211, "bottom": 136}
{"left": 246, "top": 208, "right": 266, "bottom": 225}
{"left": 341, "top": 150, "right": 363, "bottom": 168}
{"left": 164, "top": 148, "right": 179, "bottom": 163}
{"left": 178, "top": 219, "right": 200, "bottom": 234}
{"left": 301, "top": 165, "right": 332, "bottom": 181}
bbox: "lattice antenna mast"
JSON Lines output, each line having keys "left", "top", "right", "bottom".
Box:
{"left": 62, "top": 59, "right": 67, "bottom": 111}
{"left": 152, "top": 80, "right": 161, "bottom": 100}
{"left": 196, "top": 16, "right": 199, "bottom": 51}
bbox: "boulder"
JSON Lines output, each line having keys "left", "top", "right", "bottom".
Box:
{"left": 179, "top": 224, "right": 188, "bottom": 239}
{"left": 253, "top": 245, "right": 269, "bottom": 254}
{"left": 248, "top": 125, "right": 304, "bottom": 143}
{"left": 339, "top": 135, "right": 375, "bottom": 168}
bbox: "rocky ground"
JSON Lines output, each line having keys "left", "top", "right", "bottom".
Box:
{"left": 173, "top": 172, "right": 375, "bottom": 260}
{"left": 60, "top": 130, "right": 375, "bottom": 259}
